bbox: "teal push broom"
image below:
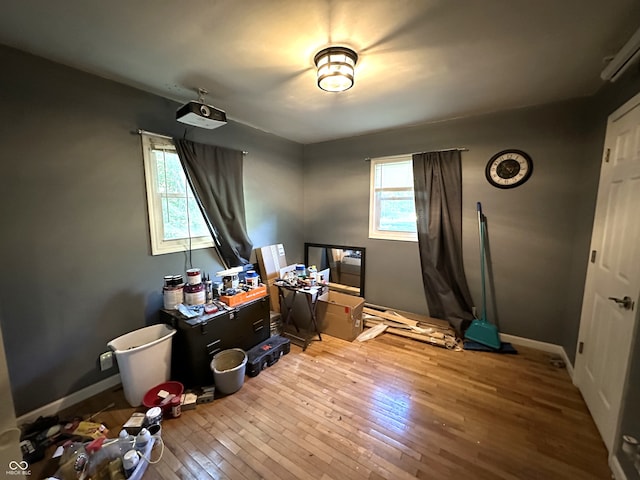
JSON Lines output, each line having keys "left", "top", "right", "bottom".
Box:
{"left": 464, "top": 202, "right": 501, "bottom": 350}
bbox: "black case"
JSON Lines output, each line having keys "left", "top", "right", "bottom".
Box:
{"left": 161, "top": 296, "right": 270, "bottom": 388}
{"left": 246, "top": 335, "right": 291, "bottom": 377}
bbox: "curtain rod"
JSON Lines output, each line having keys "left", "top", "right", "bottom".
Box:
{"left": 364, "top": 147, "right": 468, "bottom": 161}
{"left": 417, "top": 147, "right": 469, "bottom": 154}
{"left": 137, "top": 128, "right": 172, "bottom": 140}
{"left": 136, "top": 129, "right": 248, "bottom": 155}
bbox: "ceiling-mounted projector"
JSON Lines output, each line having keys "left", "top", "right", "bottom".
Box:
{"left": 176, "top": 88, "right": 227, "bottom": 129}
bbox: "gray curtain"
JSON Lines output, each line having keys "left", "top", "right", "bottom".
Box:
{"left": 412, "top": 150, "right": 474, "bottom": 336}
{"left": 174, "top": 138, "right": 252, "bottom": 268}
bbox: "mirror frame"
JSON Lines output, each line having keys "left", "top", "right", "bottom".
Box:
{"left": 304, "top": 242, "right": 366, "bottom": 298}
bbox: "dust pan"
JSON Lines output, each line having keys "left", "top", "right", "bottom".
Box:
{"left": 465, "top": 202, "right": 501, "bottom": 350}
{"left": 465, "top": 318, "right": 501, "bottom": 350}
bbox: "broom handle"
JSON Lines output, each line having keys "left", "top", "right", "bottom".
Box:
{"left": 477, "top": 202, "right": 487, "bottom": 322}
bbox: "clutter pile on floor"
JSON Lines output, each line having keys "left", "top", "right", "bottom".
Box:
{"left": 22, "top": 334, "right": 293, "bottom": 480}
{"left": 19, "top": 402, "right": 163, "bottom": 480}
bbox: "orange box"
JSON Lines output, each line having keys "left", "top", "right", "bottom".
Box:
{"left": 219, "top": 285, "right": 268, "bottom": 307}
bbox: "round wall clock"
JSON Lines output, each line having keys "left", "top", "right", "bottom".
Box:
{"left": 485, "top": 149, "right": 533, "bottom": 189}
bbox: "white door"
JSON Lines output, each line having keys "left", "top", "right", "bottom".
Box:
{"left": 574, "top": 91, "right": 640, "bottom": 452}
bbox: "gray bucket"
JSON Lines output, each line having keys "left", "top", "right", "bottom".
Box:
{"left": 210, "top": 348, "right": 247, "bottom": 395}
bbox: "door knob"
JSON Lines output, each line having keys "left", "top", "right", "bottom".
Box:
{"left": 608, "top": 296, "right": 634, "bottom": 310}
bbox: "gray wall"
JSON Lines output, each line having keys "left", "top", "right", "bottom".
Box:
{"left": 303, "top": 99, "right": 601, "bottom": 361}
{"left": 0, "top": 46, "right": 304, "bottom": 415}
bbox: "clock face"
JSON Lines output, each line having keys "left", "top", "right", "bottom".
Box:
{"left": 485, "top": 149, "right": 533, "bottom": 189}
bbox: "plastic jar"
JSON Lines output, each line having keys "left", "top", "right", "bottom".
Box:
{"left": 170, "top": 396, "right": 181, "bottom": 418}
{"left": 145, "top": 407, "right": 162, "bottom": 426}
{"left": 295, "top": 264, "right": 306, "bottom": 279}
{"left": 245, "top": 270, "right": 259, "bottom": 288}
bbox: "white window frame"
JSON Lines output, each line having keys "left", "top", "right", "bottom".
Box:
{"left": 368, "top": 154, "right": 418, "bottom": 242}
{"left": 141, "top": 133, "right": 214, "bottom": 255}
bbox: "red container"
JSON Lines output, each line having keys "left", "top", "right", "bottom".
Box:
{"left": 170, "top": 396, "right": 181, "bottom": 418}
{"left": 142, "top": 381, "right": 184, "bottom": 415}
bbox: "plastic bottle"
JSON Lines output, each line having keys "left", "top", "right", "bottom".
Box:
{"left": 118, "top": 429, "right": 134, "bottom": 455}
{"left": 135, "top": 428, "right": 151, "bottom": 452}
{"left": 307, "top": 266, "right": 317, "bottom": 285}
{"left": 205, "top": 279, "right": 213, "bottom": 302}
{"left": 122, "top": 449, "right": 140, "bottom": 478}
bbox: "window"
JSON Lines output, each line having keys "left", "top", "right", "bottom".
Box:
{"left": 369, "top": 155, "right": 418, "bottom": 241}
{"left": 141, "top": 133, "right": 214, "bottom": 255}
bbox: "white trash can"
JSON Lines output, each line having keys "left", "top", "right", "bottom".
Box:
{"left": 108, "top": 324, "right": 176, "bottom": 407}
{"left": 210, "top": 348, "right": 247, "bottom": 395}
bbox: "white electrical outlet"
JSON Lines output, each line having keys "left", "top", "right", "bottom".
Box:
{"left": 99, "top": 351, "right": 113, "bottom": 371}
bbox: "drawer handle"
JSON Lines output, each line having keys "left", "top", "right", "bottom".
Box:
{"left": 206, "top": 339, "right": 221, "bottom": 355}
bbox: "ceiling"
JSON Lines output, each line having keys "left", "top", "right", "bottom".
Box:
{"left": 1, "top": 0, "right": 639, "bottom": 144}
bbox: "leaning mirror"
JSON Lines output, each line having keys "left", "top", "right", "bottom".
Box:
{"left": 304, "top": 242, "right": 366, "bottom": 298}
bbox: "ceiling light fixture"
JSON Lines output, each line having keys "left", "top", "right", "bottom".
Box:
{"left": 314, "top": 46, "right": 358, "bottom": 92}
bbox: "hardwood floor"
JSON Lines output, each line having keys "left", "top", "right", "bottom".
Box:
{"left": 31, "top": 334, "right": 610, "bottom": 479}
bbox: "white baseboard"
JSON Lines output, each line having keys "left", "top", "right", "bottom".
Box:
{"left": 610, "top": 453, "right": 626, "bottom": 480}
{"left": 17, "top": 374, "right": 121, "bottom": 426}
{"left": 500, "top": 333, "right": 574, "bottom": 380}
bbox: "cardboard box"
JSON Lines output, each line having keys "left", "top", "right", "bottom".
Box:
{"left": 255, "top": 244, "right": 288, "bottom": 312}
{"left": 316, "top": 291, "right": 365, "bottom": 341}
{"left": 256, "top": 244, "right": 288, "bottom": 281}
